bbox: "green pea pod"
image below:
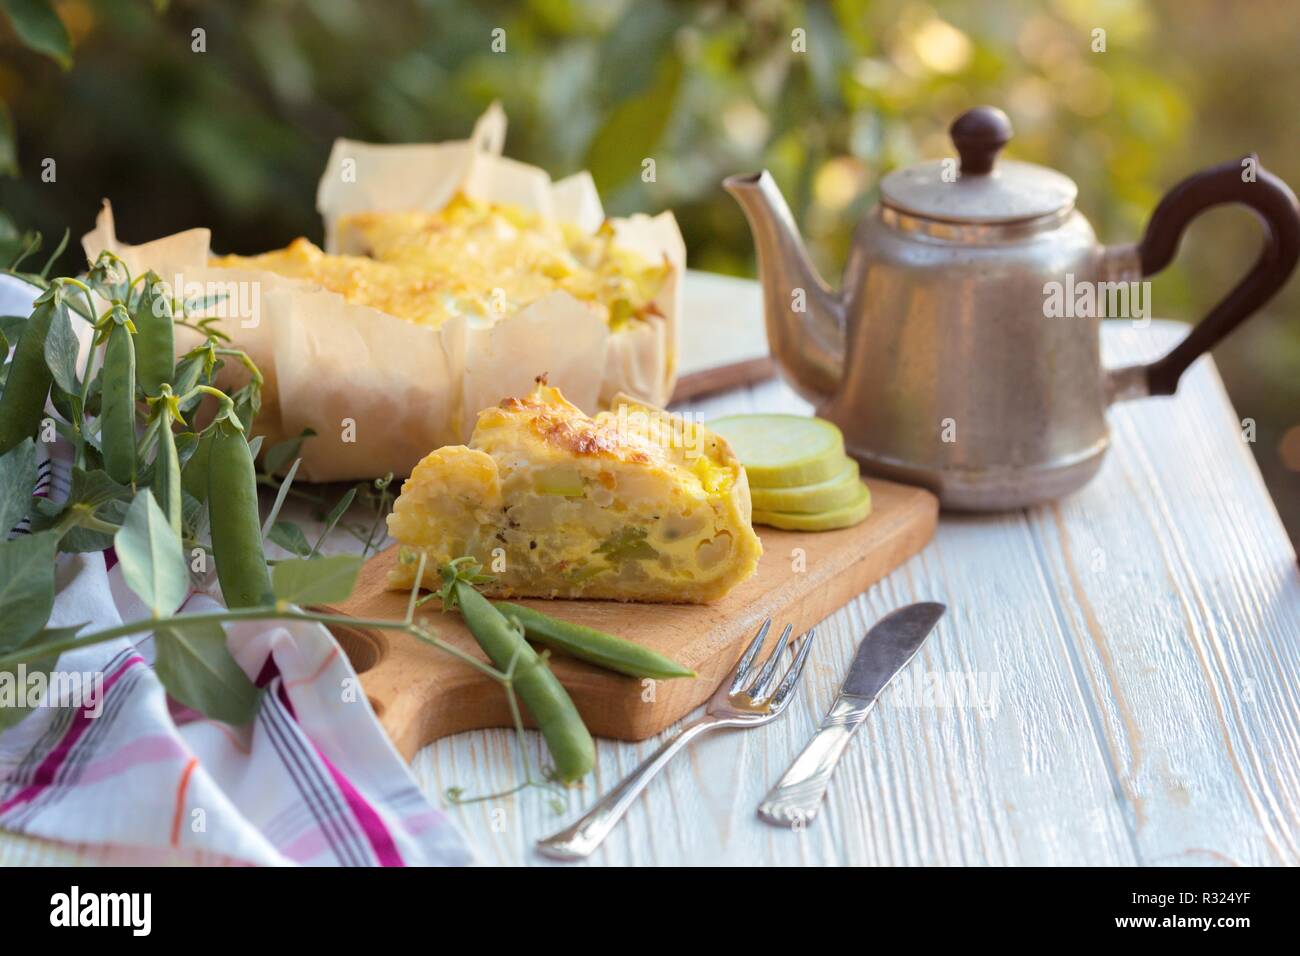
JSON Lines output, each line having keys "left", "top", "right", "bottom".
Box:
{"left": 0, "top": 298, "right": 56, "bottom": 455}
{"left": 207, "top": 421, "right": 272, "bottom": 608}
{"left": 152, "top": 419, "right": 182, "bottom": 538}
{"left": 100, "top": 322, "right": 137, "bottom": 485}
{"left": 493, "top": 601, "right": 694, "bottom": 680}
{"left": 455, "top": 582, "right": 595, "bottom": 784}
{"left": 181, "top": 429, "right": 214, "bottom": 504}
{"left": 134, "top": 276, "right": 175, "bottom": 397}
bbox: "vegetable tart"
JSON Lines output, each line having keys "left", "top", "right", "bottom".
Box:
{"left": 387, "top": 382, "right": 762, "bottom": 603}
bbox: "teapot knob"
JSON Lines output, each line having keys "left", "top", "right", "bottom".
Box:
{"left": 951, "top": 106, "right": 1013, "bottom": 176}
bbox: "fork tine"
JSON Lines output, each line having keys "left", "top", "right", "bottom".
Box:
{"left": 768, "top": 628, "right": 817, "bottom": 710}
{"left": 728, "top": 618, "right": 772, "bottom": 694}
{"left": 745, "top": 623, "right": 793, "bottom": 700}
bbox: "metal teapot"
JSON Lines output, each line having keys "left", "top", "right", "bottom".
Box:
{"left": 725, "top": 106, "right": 1300, "bottom": 510}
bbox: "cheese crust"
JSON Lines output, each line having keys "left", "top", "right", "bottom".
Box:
{"left": 387, "top": 383, "right": 762, "bottom": 603}
{"left": 211, "top": 194, "right": 670, "bottom": 332}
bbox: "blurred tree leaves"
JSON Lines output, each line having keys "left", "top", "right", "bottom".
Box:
{"left": 0, "top": 0, "right": 71, "bottom": 176}
{"left": 0, "top": 210, "right": 40, "bottom": 266}
{"left": 597, "top": 0, "right": 680, "bottom": 102}
{"left": 0, "top": 100, "right": 16, "bottom": 176}
{"left": 2, "top": 0, "right": 71, "bottom": 70}
{"left": 585, "top": 53, "right": 681, "bottom": 194}
{"left": 0, "top": 0, "right": 1283, "bottom": 278}
{"left": 0, "top": 0, "right": 1296, "bottom": 540}
{"left": 0, "top": 0, "right": 1204, "bottom": 268}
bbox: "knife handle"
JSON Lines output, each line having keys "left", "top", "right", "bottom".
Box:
{"left": 757, "top": 695, "right": 873, "bottom": 828}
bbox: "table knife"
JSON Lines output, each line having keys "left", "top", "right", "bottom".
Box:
{"left": 757, "top": 601, "right": 946, "bottom": 828}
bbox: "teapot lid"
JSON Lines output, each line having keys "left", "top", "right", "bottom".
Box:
{"left": 880, "top": 107, "right": 1077, "bottom": 224}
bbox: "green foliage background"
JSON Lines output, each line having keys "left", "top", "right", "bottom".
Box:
{"left": 2, "top": 0, "right": 1297, "bottom": 538}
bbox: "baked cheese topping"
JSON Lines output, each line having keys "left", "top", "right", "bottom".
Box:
{"left": 386, "top": 383, "right": 761, "bottom": 604}
{"left": 211, "top": 194, "right": 670, "bottom": 331}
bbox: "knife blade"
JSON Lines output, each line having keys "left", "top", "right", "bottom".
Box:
{"left": 757, "top": 602, "right": 946, "bottom": 828}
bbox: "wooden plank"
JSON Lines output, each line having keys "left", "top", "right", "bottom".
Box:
{"left": 323, "top": 477, "right": 937, "bottom": 757}
{"left": 671, "top": 355, "right": 776, "bottom": 402}
{"left": 1023, "top": 324, "right": 1300, "bottom": 865}
{"left": 670, "top": 270, "right": 774, "bottom": 402}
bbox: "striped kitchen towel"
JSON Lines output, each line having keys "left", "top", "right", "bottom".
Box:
{"left": 0, "top": 273, "right": 473, "bottom": 866}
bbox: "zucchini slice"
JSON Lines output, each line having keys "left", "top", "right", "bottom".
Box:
{"left": 752, "top": 482, "right": 872, "bottom": 531}
{"left": 750, "top": 457, "right": 862, "bottom": 514}
{"left": 708, "top": 414, "right": 846, "bottom": 488}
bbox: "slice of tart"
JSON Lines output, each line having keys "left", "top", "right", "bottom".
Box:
{"left": 386, "top": 381, "right": 762, "bottom": 603}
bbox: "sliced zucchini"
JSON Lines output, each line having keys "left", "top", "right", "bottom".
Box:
{"left": 750, "top": 458, "right": 862, "bottom": 514}
{"left": 708, "top": 414, "right": 845, "bottom": 488}
{"left": 752, "top": 482, "right": 871, "bottom": 531}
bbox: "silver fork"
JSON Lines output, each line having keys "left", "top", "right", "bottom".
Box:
{"left": 536, "top": 619, "right": 816, "bottom": 861}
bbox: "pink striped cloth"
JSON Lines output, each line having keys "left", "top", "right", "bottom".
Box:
{"left": 0, "top": 275, "right": 473, "bottom": 866}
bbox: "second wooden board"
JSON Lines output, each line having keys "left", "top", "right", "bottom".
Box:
{"left": 321, "top": 478, "right": 938, "bottom": 759}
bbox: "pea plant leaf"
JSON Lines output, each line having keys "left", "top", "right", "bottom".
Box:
{"left": 42, "top": 300, "right": 79, "bottom": 394}
{"left": 309, "top": 486, "right": 357, "bottom": 558}
{"left": 268, "top": 520, "right": 311, "bottom": 557}
{"left": 0, "top": 531, "right": 59, "bottom": 650}
{"left": 323, "top": 486, "right": 358, "bottom": 527}
{"left": 154, "top": 619, "right": 260, "bottom": 725}
{"left": 271, "top": 554, "right": 363, "bottom": 606}
{"left": 47, "top": 381, "right": 76, "bottom": 423}
{"left": 263, "top": 428, "right": 315, "bottom": 477}
{"left": 28, "top": 466, "right": 132, "bottom": 551}
{"left": 173, "top": 430, "right": 200, "bottom": 469}
{"left": 181, "top": 489, "right": 207, "bottom": 541}
{"left": 65, "top": 466, "right": 132, "bottom": 510}
{"left": 0, "top": 313, "right": 27, "bottom": 346}
{"left": 1, "top": 0, "right": 73, "bottom": 70}
{"left": 259, "top": 456, "right": 300, "bottom": 538}
{"left": 114, "top": 491, "right": 187, "bottom": 618}
{"left": 55, "top": 498, "right": 128, "bottom": 554}
{"left": 172, "top": 350, "right": 211, "bottom": 415}
{"left": 181, "top": 290, "right": 229, "bottom": 315}
{"left": 0, "top": 437, "right": 36, "bottom": 534}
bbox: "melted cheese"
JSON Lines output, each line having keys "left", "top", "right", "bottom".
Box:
{"left": 210, "top": 194, "right": 670, "bottom": 330}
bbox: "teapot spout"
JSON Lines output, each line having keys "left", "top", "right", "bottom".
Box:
{"left": 724, "top": 171, "right": 844, "bottom": 405}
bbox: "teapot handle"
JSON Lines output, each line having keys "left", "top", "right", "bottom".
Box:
{"left": 1116, "top": 157, "right": 1300, "bottom": 398}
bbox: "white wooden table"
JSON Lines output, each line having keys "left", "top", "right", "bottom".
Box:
{"left": 3, "top": 272, "right": 1296, "bottom": 867}
{"left": 411, "top": 318, "right": 1300, "bottom": 866}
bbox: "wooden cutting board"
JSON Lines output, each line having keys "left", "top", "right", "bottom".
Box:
{"left": 320, "top": 478, "right": 937, "bottom": 759}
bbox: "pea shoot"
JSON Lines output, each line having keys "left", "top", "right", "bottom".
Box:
{"left": 436, "top": 558, "right": 596, "bottom": 785}
{"left": 0, "top": 249, "right": 604, "bottom": 807}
